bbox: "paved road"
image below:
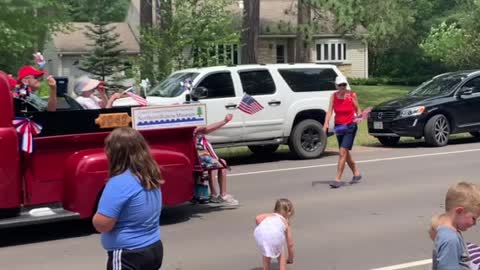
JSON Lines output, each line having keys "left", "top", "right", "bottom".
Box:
{"left": 2, "top": 137, "right": 480, "bottom": 270}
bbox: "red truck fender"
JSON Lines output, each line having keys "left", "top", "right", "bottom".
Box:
{"left": 62, "top": 147, "right": 194, "bottom": 218}
{"left": 0, "top": 71, "right": 21, "bottom": 211}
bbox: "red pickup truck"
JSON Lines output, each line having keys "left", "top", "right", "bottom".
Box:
{"left": 0, "top": 71, "right": 200, "bottom": 229}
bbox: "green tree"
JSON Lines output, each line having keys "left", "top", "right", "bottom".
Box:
{"left": 64, "top": 0, "right": 130, "bottom": 22}
{"left": 79, "top": 1, "right": 127, "bottom": 83}
{"left": 0, "top": 0, "right": 69, "bottom": 73}
{"left": 139, "top": 0, "right": 240, "bottom": 83}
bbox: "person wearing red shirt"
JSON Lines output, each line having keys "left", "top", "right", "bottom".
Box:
{"left": 323, "top": 76, "right": 363, "bottom": 188}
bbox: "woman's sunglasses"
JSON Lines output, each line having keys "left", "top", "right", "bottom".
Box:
{"left": 337, "top": 83, "right": 347, "bottom": 87}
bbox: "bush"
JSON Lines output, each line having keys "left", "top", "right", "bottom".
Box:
{"left": 348, "top": 75, "right": 432, "bottom": 87}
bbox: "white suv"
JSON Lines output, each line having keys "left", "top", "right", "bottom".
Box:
{"left": 114, "top": 64, "right": 346, "bottom": 159}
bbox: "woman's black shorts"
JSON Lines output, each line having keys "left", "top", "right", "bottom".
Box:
{"left": 335, "top": 123, "right": 358, "bottom": 150}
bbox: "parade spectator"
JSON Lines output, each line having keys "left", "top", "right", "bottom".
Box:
{"left": 254, "top": 198, "right": 295, "bottom": 270}
{"left": 74, "top": 75, "right": 122, "bottom": 109}
{"left": 93, "top": 127, "right": 164, "bottom": 270}
{"left": 17, "top": 65, "right": 57, "bottom": 112}
{"left": 323, "top": 76, "right": 362, "bottom": 188}
{"left": 431, "top": 182, "right": 480, "bottom": 270}
{"left": 194, "top": 113, "right": 239, "bottom": 205}
{"left": 429, "top": 212, "right": 480, "bottom": 270}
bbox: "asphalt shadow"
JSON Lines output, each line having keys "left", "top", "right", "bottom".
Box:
{"left": 0, "top": 219, "right": 95, "bottom": 248}
{"left": 367, "top": 136, "right": 480, "bottom": 149}
{"left": 0, "top": 203, "right": 237, "bottom": 247}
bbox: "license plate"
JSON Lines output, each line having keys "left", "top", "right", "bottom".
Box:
{"left": 373, "top": 121, "right": 383, "bottom": 129}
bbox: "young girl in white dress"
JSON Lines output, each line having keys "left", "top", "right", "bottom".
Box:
{"left": 254, "top": 198, "right": 295, "bottom": 270}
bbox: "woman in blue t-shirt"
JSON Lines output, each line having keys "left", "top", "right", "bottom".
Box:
{"left": 93, "top": 127, "right": 164, "bottom": 270}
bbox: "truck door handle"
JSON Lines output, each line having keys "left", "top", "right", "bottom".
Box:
{"left": 268, "top": 100, "right": 281, "bottom": 106}
{"left": 225, "top": 103, "right": 237, "bottom": 109}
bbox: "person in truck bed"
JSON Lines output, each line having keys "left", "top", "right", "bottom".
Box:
{"left": 194, "top": 113, "right": 239, "bottom": 206}
{"left": 17, "top": 65, "right": 57, "bottom": 112}
{"left": 74, "top": 75, "right": 122, "bottom": 109}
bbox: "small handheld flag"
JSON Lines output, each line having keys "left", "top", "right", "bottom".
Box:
{"left": 238, "top": 94, "right": 264, "bottom": 115}
{"left": 124, "top": 88, "right": 148, "bottom": 106}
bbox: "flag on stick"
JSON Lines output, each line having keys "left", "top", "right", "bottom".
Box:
{"left": 238, "top": 94, "right": 264, "bottom": 115}
{"left": 124, "top": 87, "right": 148, "bottom": 106}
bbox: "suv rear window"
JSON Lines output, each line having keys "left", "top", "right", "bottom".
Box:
{"left": 239, "top": 70, "right": 276, "bottom": 95}
{"left": 278, "top": 68, "right": 337, "bottom": 92}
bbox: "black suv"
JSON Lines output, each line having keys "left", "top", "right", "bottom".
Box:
{"left": 368, "top": 71, "right": 480, "bottom": 147}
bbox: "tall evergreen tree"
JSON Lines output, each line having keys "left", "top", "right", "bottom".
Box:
{"left": 80, "top": 1, "right": 126, "bottom": 83}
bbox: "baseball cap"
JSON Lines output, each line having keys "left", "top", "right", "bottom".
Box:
{"left": 74, "top": 75, "right": 101, "bottom": 95}
{"left": 17, "top": 66, "right": 44, "bottom": 81}
{"left": 7, "top": 75, "right": 17, "bottom": 88}
{"left": 335, "top": 76, "right": 348, "bottom": 85}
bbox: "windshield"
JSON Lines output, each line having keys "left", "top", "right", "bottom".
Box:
{"left": 408, "top": 74, "right": 466, "bottom": 96}
{"left": 147, "top": 72, "right": 200, "bottom": 97}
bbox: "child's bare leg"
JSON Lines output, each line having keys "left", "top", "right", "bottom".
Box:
{"left": 218, "top": 168, "right": 227, "bottom": 197}
{"left": 262, "top": 256, "right": 271, "bottom": 270}
{"left": 278, "top": 251, "right": 287, "bottom": 270}
{"left": 208, "top": 171, "right": 218, "bottom": 196}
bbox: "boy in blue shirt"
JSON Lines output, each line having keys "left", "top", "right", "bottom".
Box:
{"left": 432, "top": 182, "right": 480, "bottom": 270}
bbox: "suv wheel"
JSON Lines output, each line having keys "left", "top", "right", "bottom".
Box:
{"left": 377, "top": 136, "right": 400, "bottom": 147}
{"left": 289, "top": 119, "right": 327, "bottom": 159}
{"left": 470, "top": 131, "right": 480, "bottom": 138}
{"left": 248, "top": 144, "right": 279, "bottom": 155}
{"left": 424, "top": 114, "right": 450, "bottom": 147}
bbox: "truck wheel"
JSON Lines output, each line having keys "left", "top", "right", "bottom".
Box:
{"left": 248, "top": 144, "right": 279, "bottom": 155}
{"left": 377, "top": 136, "right": 400, "bottom": 147}
{"left": 289, "top": 119, "right": 327, "bottom": 159}
{"left": 424, "top": 114, "right": 450, "bottom": 147}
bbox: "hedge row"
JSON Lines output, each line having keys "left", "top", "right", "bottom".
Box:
{"left": 348, "top": 75, "right": 433, "bottom": 86}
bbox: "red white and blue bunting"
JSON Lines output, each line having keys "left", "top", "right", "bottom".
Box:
{"left": 12, "top": 117, "right": 42, "bottom": 153}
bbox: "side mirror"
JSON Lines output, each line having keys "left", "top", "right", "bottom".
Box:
{"left": 458, "top": 87, "right": 474, "bottom": 97}
{"left": 192, "top": 86, "right": 208, "bottom": 99}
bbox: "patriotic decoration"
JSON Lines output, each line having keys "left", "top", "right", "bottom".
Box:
{"left": 12, "top": 117, "right": 43, "bottom": 153}
{"left": 238, "top": 94, "right": 264, "bottom": 115}
{"left": 33, "top": 52, "right": 46, "bottom": 68}
{"left": 353, "top": 107, "right": 372, "bottom": 123}
{"left": 33, "top": 51, "right": 49, "bottom": 77}
{"left": 125, "top": 88, "right": 148, "bottom": 106}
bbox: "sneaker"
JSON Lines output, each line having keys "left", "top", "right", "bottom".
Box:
{"left": 329, "top": 181, "right": 343, "bottom": 189}
{"left": 220, "top": 194, "right": 239, "bottom": 206}
{"left": 350, "top": 175, "right": 362, "bottom": 184}
{"left": 209, "top": 195, "right": 222, "bottom": 204}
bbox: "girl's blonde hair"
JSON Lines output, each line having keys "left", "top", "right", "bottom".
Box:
{"left": 105, "top": 127, "right": 164, "bottom": 190}
{"left": 429, "top": 213, "right": 448, "bottom": 240}
{"left": 274, "top": 198, "right": 294, "bottom": 219}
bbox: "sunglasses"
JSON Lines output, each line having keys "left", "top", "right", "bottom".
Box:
{"left": 337, "top": 83, "right": 347, "bottom": 87}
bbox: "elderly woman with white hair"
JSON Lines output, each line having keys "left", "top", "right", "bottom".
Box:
{"left": 74, "top": 75, "right": 122, "bottom": 109}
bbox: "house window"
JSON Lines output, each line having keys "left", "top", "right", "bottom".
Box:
{"left": 315, "top": 40, "right": 347, "bottom": 62}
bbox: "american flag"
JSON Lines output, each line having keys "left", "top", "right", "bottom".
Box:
{"left": 238, "top": 94, "right": 264, "bottom": 114}
{"left": 126, "top": 90, "right": 148, "bottom": 106}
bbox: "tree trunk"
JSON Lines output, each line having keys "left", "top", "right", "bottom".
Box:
{"left": 295, "top": 0, "right": 311, "bottom": 63}
{"left": 241, "top": 0, "right": 259, "bottom": 64}
{"left": 157, "top": 0, "right": 172, "bottom": 29}
{"left": 140, "top": 0, "right": 153, "bottom": 28}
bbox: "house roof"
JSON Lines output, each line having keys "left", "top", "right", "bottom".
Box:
{"left": 52, "top": 22, "right": 140, "bottom": 55}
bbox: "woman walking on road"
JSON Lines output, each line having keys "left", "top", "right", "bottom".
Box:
{"left": 93, "top": 127, "right": 164, "bottom": 270}
{"left": 323, "top": 76, "right": 363, "bottom": 188}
